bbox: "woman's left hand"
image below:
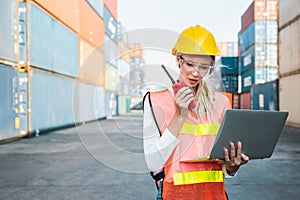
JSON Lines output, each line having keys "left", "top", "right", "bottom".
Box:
{"left": 223, "top": 141, "right": 249, "bottom": 176}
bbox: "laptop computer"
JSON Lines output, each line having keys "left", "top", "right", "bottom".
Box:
{"left": 209, "top": 109, "right": 289, "bottom": 160}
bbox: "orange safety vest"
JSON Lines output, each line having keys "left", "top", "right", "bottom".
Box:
{"left": 149, "top": 89, "right": 231, "bottom": 200}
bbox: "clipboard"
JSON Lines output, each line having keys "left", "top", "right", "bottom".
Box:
{"left": 209, "top": 109, "right": 289, "bottom": 160}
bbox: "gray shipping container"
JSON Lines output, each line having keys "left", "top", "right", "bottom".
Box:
{"left": 279, "top": 0, "right": 300, "bottom": 28}
{"left": 0, "top": 64, "right": 20, "bottom": 141}
{"left": 0, "top": 0, "right": 18, "bottom": 62}
{"left": 78, "top": 82, "right": 105, "bottom": 122}
{"left": 30, "top": 70, "right": 79, "bottom": 132}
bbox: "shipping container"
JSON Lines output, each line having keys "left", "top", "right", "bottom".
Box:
{"left": 0, "top": 64, "right": 20, "bottom": 141}
{"left": 255, "top": 44, "right": 278, "bottom": 67}
{"left": 251, "top": 79, "right": 278, "bottom": 110}
{"left": 30, "top": 70, "right": 79, "bottom": 132}
{"left": 104, "top": 35, "right": 119, "bottom": 66}
{"left": 241, "top": 23, "right": 255, "bottom": 52}
{"left": 0, "top": 0, "right": 18, "bottom": 62}
{"left": 242, "top": 68, "right": 255, "bottom": 92}
{"left": 233, "top": 93, "right": 240, "bottom": 109}
{"left": 279, "top": 74, "right": 300, "bottom": 126}
{"left": 227, "top": 42, "right": 238, "bottom": 57}
{"left": 119, "top": 77, "right": 130, "bottom": 95}
{"left": 279, "top": 19, "right": 300, "bottom": 75}
{"left": 241, "top": 0, "right": 278, "bottom": 33}
{"left": 78, "top": 38, "right": 105, "bottom": 86}
{"left": 255, "top": 20, "right": 278, "bottom": 44}
{"left": 85, "top": 0, "right": 104, "bottom": 19}
{"left": 104, "top": 0, "right": 117, "bottom": 22}
{"left": 105, "top": 64, "right": 120, "bottom": 92}
{"left": 279, "top": 0, "right": 300, "bottom": 28}
{"left": 106, "top": 91, "right": 119, "bottom": 117}
{"left": 241, "top": 45, "right": 255, "bottom": 73}
{"left": 217, "top": 42, "right": 228, "bottom": 57}
{"left": 32, "top": 0, "right": 80, "bottom": 33}
{"left": 118, "top": 95, "right": 129, "bottom": 115}
{"left": 30, "top": 3, "right": 78, "bottom": 77}
{"left": 117, "top": 59, "right": 130, "bottom": 77}
{"left": 241, "top": 2, "right": 254, "bottom": 33}
{"left": 118, "top": 22, "right": 129, "bottom": 45}
{"left": 254, "top": 0, "right": 278, "bottom": 21}
{"left": 79, "top": 0, "right": 105, "bottom": 48}
{"left": 220, "top": 57, "right": 238, "bottom": 75}
{"left": 221, "top": 75, "right": 238, "bottom": 94}
{"left": 79, "top": 83, "right": 105, "bottom": 122}
{"left": 240, "top": 92, "right": 251, "bottom": 109}
{"left": 118, "top": 39, "right": 131, "bottom": 64}
{"left": 129, "top": 43, "right": 144, "bottom": 58}
{"left": 104, "top": 7, "right": 118, "bottom": 42}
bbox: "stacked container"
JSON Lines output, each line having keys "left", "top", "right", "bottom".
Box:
{"left": 128, "top": 43, "right": 145, "bottom": 109}
{"left": 278, "top": 0, "right": 300, "bottom": 126}
{"left": 239, "top": 0, "right": 278, "bottom": 109}
{"left": 220, "top": 57, "right": 239, "bottom": 108}
{"left": 104, "top": 3, "right": 119, "bottom": 117}
{"left": 118, "top": 22, "right": 131, "bottom": 114}
{"left": 0, "top": 0, "right": 139, "bottom": 141}
{"left": 217, "top": 42, "right": 238, "bottom": 57}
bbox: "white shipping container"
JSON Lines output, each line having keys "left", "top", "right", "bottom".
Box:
{"left": 118, "top": 95, "right": 127, "bottom": 115}
{"left": 279, "top": 74, "right": 300, "bottom": 126}
{"left": 279, "top": 18, "right": 300, "bottom": 75}
{"left": 279, "top": 0, "right": 300, "bottom": 28}
{"left": 255, "top": 44, "right": 278, "bottom": 67}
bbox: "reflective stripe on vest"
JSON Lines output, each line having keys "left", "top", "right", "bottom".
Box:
{"left": 173, "top": 170, "right": 224, "bottom": 185}
{"left": 180, "top": 123, "right": 220, "bottom": 136}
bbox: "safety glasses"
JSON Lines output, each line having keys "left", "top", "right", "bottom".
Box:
{"left": 179, "top": 56, "right": 214, "bottom": 76}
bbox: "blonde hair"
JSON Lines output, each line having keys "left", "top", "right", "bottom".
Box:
{"left": 194, "top": 79, "right": 214, "bottom": 117}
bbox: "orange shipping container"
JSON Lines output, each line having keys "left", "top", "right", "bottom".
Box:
{"left": 79, "top": 0, "right": 104, "bottom": 48}
{"left": 32, "top": 0, "right": 80, "bottom": 33}
{"left": 78, "top": 38, "right": 105, "bottom": 86}
{"left": 104, "top": 0, "right": 117, "bottom": 21}
{"left": 128, "top": 43, "right": 143, "bottom": 58}
{"left": 217, "top": 42, "right": 228, "bottom": 57}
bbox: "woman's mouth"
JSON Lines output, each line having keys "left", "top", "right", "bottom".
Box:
{"left": 188, "top": 79, "right": 198, "bottom": 85}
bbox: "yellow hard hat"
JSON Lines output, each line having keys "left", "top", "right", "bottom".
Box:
{"left": 172, "top": 25, "right": 220, "bottom": 56}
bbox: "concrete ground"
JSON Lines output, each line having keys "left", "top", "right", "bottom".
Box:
{"left": 0, "top": 111, "right": 299, "bottom": 200}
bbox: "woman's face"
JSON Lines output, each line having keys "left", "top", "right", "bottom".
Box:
{"left": 178, "top": 54, "right": 213, "bottom": 88}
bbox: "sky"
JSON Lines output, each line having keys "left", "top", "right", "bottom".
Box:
{"left": 118, "top": 0, "right": 254, "bottom": 70}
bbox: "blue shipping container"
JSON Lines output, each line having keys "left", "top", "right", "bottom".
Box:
{"left": 220, "top": 57, "right": 238, "bottom": 75}
{"left": 30, "top": 4, "right": 78, "bottom": 77}
{"left": 79, "top": 83, "right": 105, "bottom": 122}
{"left": 241, "top": 45, "right": 255, "bottom": 73}
{"left": 0, "top": 64, "right": 20, "bottom": 140}
{"left": 0, "top": 0, "right": 18, "bottom": 62}
{"left": 30, "top": 70, "right": 79, "bottom": 132}
{"left": 251, "top": 79, "right": 278, "bottom": 110}
{"left": 242, "top": 68, "right": 255, "bottom": 93}
{"left": 240, "top": 23, "right": 255, "bottom": 52}
{"left": 104, "top": 7, "right": 118, "bottom": 42}
{"left": 85, "top": 0, "right": 104, "bottom": 19}
{"left": 221, "top": 75, "right": 239, "bottom": 94}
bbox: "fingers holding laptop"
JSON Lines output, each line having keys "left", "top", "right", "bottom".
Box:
{"left": 223, "top": 141, "right": 249, "bottom": 176}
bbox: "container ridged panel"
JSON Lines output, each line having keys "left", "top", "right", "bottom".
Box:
{"left": 0, "top": 0, "right": 18, "bottom": 62}
{"left": 251, "top": 80, "right": 278, "bottom": 110}
{"left": 0, "top": 64, "right": 20, "bottom": 140}
{"left": 30, "top": 71, "right": 79, "bottom": 132}
{"left": 279, "top": 0, "right": 300, "bottom": 28}
{"left": 79, "top": 83, "right": 105, "bottom": 122}
{"left": 30, "top": 4, "right": 78, "bottom": 77}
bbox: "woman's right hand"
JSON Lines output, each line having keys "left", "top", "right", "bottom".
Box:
{"left": 174, "top": 86, "right": 195, "bottom": 118}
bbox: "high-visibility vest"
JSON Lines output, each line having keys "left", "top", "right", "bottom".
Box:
{"left": 149, "top": 89, "right": 231, "bottom": 199}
